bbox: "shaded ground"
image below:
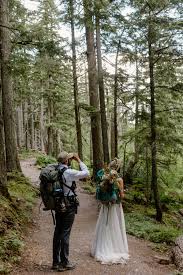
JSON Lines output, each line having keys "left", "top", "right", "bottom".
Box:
{"left": 11, "top": 159, "right": 176, "bottom": 275}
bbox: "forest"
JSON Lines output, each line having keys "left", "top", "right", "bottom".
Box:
{"left": 0, "top": 0, "right": 183, "bottom": 273}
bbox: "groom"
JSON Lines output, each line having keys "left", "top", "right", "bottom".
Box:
{"left": 52, "top": 151, "right": 89, "bottom": 271}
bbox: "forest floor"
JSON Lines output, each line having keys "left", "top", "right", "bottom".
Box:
{"left": 11, "top": 159, "right": 177, "bottom": 275}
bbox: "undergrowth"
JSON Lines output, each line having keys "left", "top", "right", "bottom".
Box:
{"left": 36, "top": 155, "right": 56, "bottom": 168}
{"left": 125, "top": 211, "right": 182, "bottom": 245}
{"left": 18, "top": 148, "right": 44, "bottom": 160}
{"left": 0, "top": 172, "right": 38, "bottom": 274}
{"left": 122, "top": 184, "right": 183, "bottom": 249}
{"left": 85, "top": 183, "right": 183, "bottom": 249}
{"left": 82, "top": 181, "right": 96, "bottom": 194}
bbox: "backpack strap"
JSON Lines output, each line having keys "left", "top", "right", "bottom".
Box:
{"left": 58, "top": 166, "right": 77, "bottom": 196}
{"left": 58, "top": 166, "right": 67, "bottom": 187}
{"left": 63, "top": 181, "right": 77, "bottom": 197}
{"left": 58, "top": 166, "right": 67, "bottom": 178}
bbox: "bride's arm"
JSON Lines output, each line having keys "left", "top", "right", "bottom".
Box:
{"left": 117, "top": 178, "right": 125, "bottom": 199}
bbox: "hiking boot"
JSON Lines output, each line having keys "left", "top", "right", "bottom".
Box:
{"left": 63, "top": 262, "right": 76, "bottom": 270}
{"left": 57, "top": 265, "right": 66, "bottom": 272}
{"left": 51, "top": 263, "right": 60, "bottom": 270}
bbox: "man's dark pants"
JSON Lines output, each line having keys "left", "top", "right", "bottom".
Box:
{"left": 53, "top": 206, "right": 75, "bottom": 266}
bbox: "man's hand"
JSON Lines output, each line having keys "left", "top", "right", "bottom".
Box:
{"left": 73, "top": 153, "right": 80, "bottom": 163}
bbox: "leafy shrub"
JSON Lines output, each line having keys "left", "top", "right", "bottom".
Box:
{"left": 0, "top": 262, "right": 10, "bottom": 275}
{"left": 125, "top": 212, "right": 182, "bottom": 244}
{"left": 160, "top": 189, "right": 183, "bottom": 206}
{"left": 6, "top": 233, "right": 24, "bottom": 253}
{"left": 18, "top": 149, "right": 44, "bottom": 160}
{"left": 8, "top": 172, "right": 38, "bottom": 205}
{"left": 148, "top": 228, "right": 179, "bottom": 244}
{"left": 0, "top": 174, "right": 37, "bottom": 273}
{"left": 131, "top": 190, "right": 147, "bottom": 204}
{"left": 0, "top": 232, "right": 24, "bottom": 262}
{"left": 82, "top": 183, "right": 96, "bottom": 194}
{"left": 36, "top": 155, "right": 56, "bottom": 167}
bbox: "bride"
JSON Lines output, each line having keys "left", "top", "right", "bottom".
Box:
{"left": 91, "top": 158, "right": 129, "bottom": 264}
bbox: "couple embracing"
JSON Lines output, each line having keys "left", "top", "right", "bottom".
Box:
{"left": 51, "top": 151, "right": 129, "bottom": 272}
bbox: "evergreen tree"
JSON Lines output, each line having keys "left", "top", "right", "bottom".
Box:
{"left": 68, "top": 0, "right": 83, "bottom": 160}
{"left": 83, "top": 0, "right": 103, "bottom": 177}
{"left": 0, "top": 0, "right": 21, "bottom": 172}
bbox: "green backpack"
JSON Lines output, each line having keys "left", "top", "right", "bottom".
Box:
{"left": 96, "top": 169, "right": 120, "bottom": 204}
{"left": 39, "top": 164, "right": 66, "bottom": 211}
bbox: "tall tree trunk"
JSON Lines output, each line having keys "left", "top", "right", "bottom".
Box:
{"left": 110, "top": 112, "right": 115, "bottom": 159}
{"left": 35, "top": 127, "right": 39, "bottom": 151}
{"left": 40, "top": 97, "right": 45, "bottom": 152}
{"left": 57, "top": 129, "right": 62, "bottom": 155}
{"left": 0, "top": 83, "right": 10, "bottom": 198}
{"left": 69, "top": 0, "right": 83, "bottom": 160}
{"left": 134, "top": 45, "right": 139, "bottom": 162}
{"left": 145, "top": 146, "right": 150, "bottom": 205}
{"left": 16, "top": 104, "right": 24, "bottom": 150}
{"left": 47, "top": 98, "right": 53, "bottom": 155}
{"left": 24, "top": 101, "right": 29, "bottom": 150}
{"left": 47, "top": 74, "right": 53, "bottom": 155}
{"left": 148, "top": 13, "right": 162, "bottom": 222}
{"left": 28, "top": 96, "right": 34, "bottom": 149}
{"left": 111, "top": 40, "right": 120, "bottom": 159}
{"left": 19, "top": 102, "right": 24, "bottom": 147}
{"left": 83, "top": 0, "right": 103, "bottom": 178}
{"left": 55, "top": 129, "right": 61, "bottom": 157}
{"left": 96, "top": 10, "right": 109, "bottom": 164}
{"left": 0, "top": 0, "right": 21, "bottom": 172}
{"left": 0, "top": 118, "right": 10, "bottom": 198}
{"left": 16, "top": 107, "right": 21, "bottom": 149}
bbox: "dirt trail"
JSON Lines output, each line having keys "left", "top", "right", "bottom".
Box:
{"left": 11, "top": 159, "right": 176, "bottom": 275}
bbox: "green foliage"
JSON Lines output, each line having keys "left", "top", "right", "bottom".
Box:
{"left": 126, "top": 186, "right": 147, "bottom": 204}
{"left": 19, "top": 149, "right": 45, "bottom": 160}
{"left": 125, "top": 211, "right": 182, "bottom": 244}
{"left": 160, "top": 189, "right": 183, "bottom": 210}
{"left": 70, "top": 160, "right": 80, "bottom": 170}
{"left": 0, "top": 173, "right": 37, "bottom": 273}
{"left": 0, "top": 232, "right": 24, "bottom": 274}
{"left": 0, "top": 232, "right": 24, "bottom": 257}
{"left": 151, "top": 242, "right": 170, "bottom": 253}
{"left": 82, "top": 182, "right": 96, "bottom": 194}
{"left": 8, "top": 172, "right": 38, "bottom": 210}
{"left": 0, "top": 262, "right": 10, "bottom": 275}
{"left": 36, "top": 155, "right": 56, "bottom": 168}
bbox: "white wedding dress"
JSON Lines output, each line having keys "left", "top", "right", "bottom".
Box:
{"left": 91, "top": 203, "right": 129, "bottom": 264}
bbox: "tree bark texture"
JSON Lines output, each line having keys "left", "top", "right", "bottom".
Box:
{"left": 0, "top": 0, "right": 21, "bottom": 172}
{"left": 148, "top": 14, "right": 162, "bottom": 222}
{"left": 134, "top": 46, "right": 139, "bottom": 163}
{"left": 16, "top": 105, "right": 25, "bottom": 149}
{"left": 16, "top": 107, "right": 21, "bottom": 148}
{"left": 47, "top": 80, "right": 53, "bottom": 155}
{"left": 28, "top": 96, "right": 35, "bottom": 149}
{"left": 0, "top": 98, "right": 10, "bottom": 198}
{"left": 83, "top": 0, "right": 103, "bottom": 178}
{"left": 96, "top": 11, "right": 109, "bottom": 164}
{"left": 40, "top": 97, "right": 45, "bottom": 152}
{"left": 23, "top": 101, "right": 29, "bottom": 150}
{"left": 110, "top": 111, "right": 115, "bottom": 159}
{"left": 69, "top": 0, "right": 83, "bottom": 160}
{"left": 111, "top": 40, "right": 120, "bottom": 159}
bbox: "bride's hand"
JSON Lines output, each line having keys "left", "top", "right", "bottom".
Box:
{"left": 117, "top": 178, "right": 125, "bottom": 199}
{"left": 120, "top": 192, "right": 125, "bottom": 199}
